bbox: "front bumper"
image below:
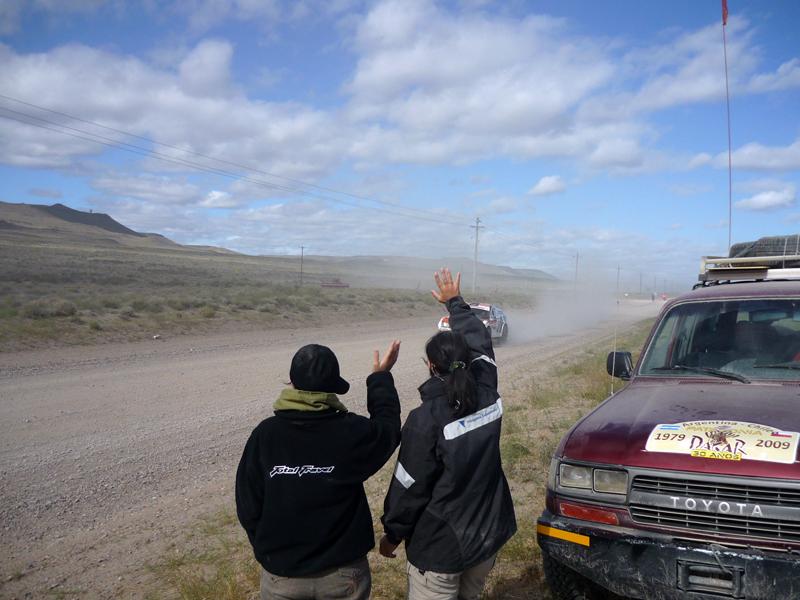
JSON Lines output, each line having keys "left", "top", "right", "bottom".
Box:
{"left": 537, "top": 510, "right": 800, "bottom": 600}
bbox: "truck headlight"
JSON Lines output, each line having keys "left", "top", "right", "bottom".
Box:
{"left": 559, "top": 464, "right": 592, "bottom": 489}
{"left": 593, "top": 469, "right": 628, "bottom": 495}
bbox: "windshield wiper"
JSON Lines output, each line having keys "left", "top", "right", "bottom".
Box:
{"left": 651, "top": 365, "right": 750, "bottom": 383}
{"left": 753, "top": 362, "right": 800, "bottom": 370}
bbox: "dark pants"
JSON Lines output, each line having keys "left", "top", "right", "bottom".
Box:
{"left": 260, "top": 557, "right": 371, "bottom": 600}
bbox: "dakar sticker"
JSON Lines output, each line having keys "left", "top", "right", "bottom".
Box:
{"left": 645, "top": 421, "right": 799, "bottom": 464}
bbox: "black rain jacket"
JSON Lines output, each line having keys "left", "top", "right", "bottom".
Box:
{"left": 236, "top": 371, "right": 401, "bottom": 577}
{"left": 381, "top": 296, "right": 516, "bottom": 573}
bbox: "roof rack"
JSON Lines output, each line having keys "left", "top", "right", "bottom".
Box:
{"left": 699, "top": 254, "right": 800, "bottom": 284}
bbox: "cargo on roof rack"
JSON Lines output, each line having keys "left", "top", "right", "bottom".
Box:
{"left": 730, "top": 234, "right": 800, "bottom": 259}
{"left": 698, "top": 253, "right": 800, "bottom": 284}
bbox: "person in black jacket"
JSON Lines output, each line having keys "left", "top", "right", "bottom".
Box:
{"left": 236, "top": 339, "right": 401, "bottom": 600}
{"left": 379, "top": 268, "right": 516, "bottom": 600}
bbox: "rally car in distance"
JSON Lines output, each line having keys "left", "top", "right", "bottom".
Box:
{"left": 438, "top": 302, "right": 508, "bottom": 342}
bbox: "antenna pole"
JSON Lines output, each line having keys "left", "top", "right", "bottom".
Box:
{"left": 722, "top": 0, "right": 733, "bottom": 251}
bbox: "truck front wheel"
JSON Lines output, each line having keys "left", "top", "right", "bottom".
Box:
{"left": 542, "top": 551, "right": 613, "bottom": 600}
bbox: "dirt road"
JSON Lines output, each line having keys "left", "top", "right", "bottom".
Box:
{"left": 0, "top": 300, "right": 660, "bottom": 599}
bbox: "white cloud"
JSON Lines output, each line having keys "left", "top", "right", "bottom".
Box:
{"left": 528, "top": 175, "right": 566, "bottom": 196}
{"left": 695, "top": 139, "right": 800, "bottom": 172}
{"left": 717, "top": 139, "right": 800, "bottom": 171}
{"left": 688, "top": 153, "right": 712, "bottom": 169}
{"left": 735, "top": 184, "right": 796, "bottom": 211}
{"left": 92, "top": 174, "right": 200, "bottom": 204}
{"left": 626, "top": 19, "right": 759, "bottom": 112}
{"left": 0, "top": 41, "right": 345, "bottom": 177}
{"left": 346, "top": 0, "right": 621, "bottom": 165}
{"left": 588, "top": 138, "right": 643, "bottom": 169}
{"left": 201, "top": 189, "right": 240, "bottom": 208}
{"left": 748, "top": 58, "right": 800, "bottom": 93}
{"left": 178, "top": 39, "right": 234, "bottom": 97}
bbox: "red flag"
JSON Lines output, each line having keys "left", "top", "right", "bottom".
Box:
{"left": 722, "top": 0, "right": 728, "bottom": 26}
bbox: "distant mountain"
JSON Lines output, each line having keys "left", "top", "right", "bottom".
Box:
{"left": 0, "top": 201, "right": 555, "bottom": 284}
{"left": 0, "top": 201, "right": 245, "bottom": 255}
{"left": 33, "top": 203, "right": 145, "bottom": 237}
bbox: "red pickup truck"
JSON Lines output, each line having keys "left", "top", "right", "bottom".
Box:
{"left": 538, "top": 251, "right": 800, "bottom": 599}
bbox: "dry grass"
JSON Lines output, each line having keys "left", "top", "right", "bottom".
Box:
{"left": 0, "top": 280, "right": 442, "bottom": 351}
{"left": 145, "top": 319, "right": 654, "bottom": 600}
{"left": 0, "top": 239, "right": 543, "bottom": 351}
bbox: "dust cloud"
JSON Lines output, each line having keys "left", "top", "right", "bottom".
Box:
{"left": 504, "top": 285, "right": 653, "bottom": 346}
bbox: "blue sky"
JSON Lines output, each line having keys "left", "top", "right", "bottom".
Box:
{"left": 0, "top": 0, "right": 798, "bottom": 290}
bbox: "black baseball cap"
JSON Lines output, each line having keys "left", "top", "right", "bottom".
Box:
{"left": 289, "top": 344, "right": 350, "bottom": 395}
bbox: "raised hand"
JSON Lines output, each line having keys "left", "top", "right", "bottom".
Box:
{"left": 431, "top": 267, "right": 461, "bottom": 304}
{"left": 373, "top": 339, "right": 401, "bottom": 372}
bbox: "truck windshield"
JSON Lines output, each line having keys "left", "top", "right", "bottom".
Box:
{"left": 639, "top": 298, "right": 800, "bottom": 381}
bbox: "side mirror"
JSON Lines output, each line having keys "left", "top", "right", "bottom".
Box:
{"left": 607, "top": 351, "right": 633, "bottom": 380}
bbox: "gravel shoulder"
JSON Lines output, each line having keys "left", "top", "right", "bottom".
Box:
{"left": 0, "top": 300, "right": 660, "bottom": 599}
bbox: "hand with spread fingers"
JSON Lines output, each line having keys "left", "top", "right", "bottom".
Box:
{"left": 373, "top": 339, "right": 401, "bottom": 373}
{"left": 431, "top": 267, "right": 462, "bottom": 304}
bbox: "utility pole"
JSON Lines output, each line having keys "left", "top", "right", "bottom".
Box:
{"left": 574, "top": 252, "right": 579, "bottom": 293}
{"left": 300, "top": 245, "right": 305, "bottom": 286}
{"left": 639, "top": 271, "right": 642, "bottom": 295}
{"left": 471, "top": 217, "right": 484, "bottom": 295}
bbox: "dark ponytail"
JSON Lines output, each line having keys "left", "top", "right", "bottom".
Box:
{"left": 425, "top": 331, "right": 477, "bottom": 417}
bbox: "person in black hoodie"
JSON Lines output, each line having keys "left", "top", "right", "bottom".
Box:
{"left": 236, "top": 339, "right": 401, "bottom": 600}
{"left": 379, "top": 268, "right": 516, "bottom": 600}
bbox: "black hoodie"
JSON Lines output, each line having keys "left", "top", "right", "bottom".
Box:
{"left": 236, "top": 370, "right": 401, "bottom": 577}
{"left": 381, "top": 296, "right": 517, "bottom": 573}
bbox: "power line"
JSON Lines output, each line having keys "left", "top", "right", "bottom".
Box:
{"left": 0, "top": 93, "right": 473, "bottom": 226}
{"left": 471, "top": 216, "right": 484, "bottom": 293}
{"left": 0, "top": 106, "right": 473, "bottom": 226}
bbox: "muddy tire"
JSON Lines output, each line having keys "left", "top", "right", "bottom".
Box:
{"left": 542, "top": 551, "right": 607, "bottom": 600}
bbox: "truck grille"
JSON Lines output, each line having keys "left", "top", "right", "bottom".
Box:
{"left": 630, "top": 475, "right": 800, "bottom": 544}
{"left": 629, "top": 504, "right": 800, "bottom": 543}
{"left": 632, "top": 475, "right": 800, "bottom": 507}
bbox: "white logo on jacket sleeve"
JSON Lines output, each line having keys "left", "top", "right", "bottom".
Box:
{"left": 442, "top": 398, "right": 503, "bottom": 440}
{"left": 394, "top": 461, "right": 415, "bottom": 489}
{"left": 269, "top": 465, "right": 335, "bottom": 478}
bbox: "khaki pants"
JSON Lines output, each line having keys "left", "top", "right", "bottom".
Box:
{"left": 406, "top": 554, "right": 496, "bottom": 600}
{"left": 260, "top": 556, "right": 370, "bottom": 600}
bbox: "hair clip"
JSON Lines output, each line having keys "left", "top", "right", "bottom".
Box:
{"left": 449, "top": 360, "right": 466, "bottom": 372}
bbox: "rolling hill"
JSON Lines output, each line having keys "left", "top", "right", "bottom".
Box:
{"left": 0, "top": 200, "right": 555, "bottom": 288}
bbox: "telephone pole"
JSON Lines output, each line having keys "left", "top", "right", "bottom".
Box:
{"left": 300, "top": 245, "right": 305, "bottom": 286}
{"left": 574, "top": 252, "right": 579, "bottom": 292}
{"left": 471, "top": 217, "right": 484, "bottom": 294}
